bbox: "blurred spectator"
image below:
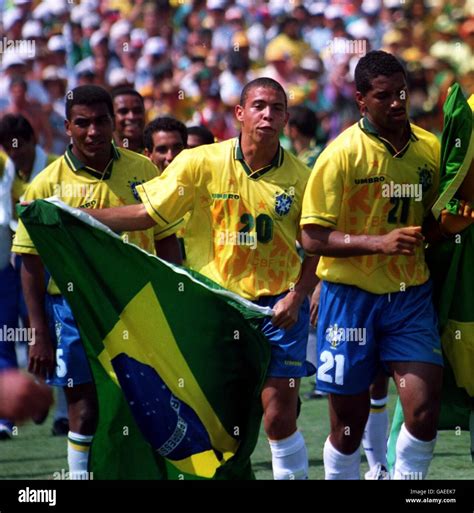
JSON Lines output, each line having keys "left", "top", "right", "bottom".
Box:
{"left": 112, "top": 88, "right": 146, "bottom": 153}
{"left": 1, "top": 76, "right": 53, "bottom": 152}
{"left": 265, "top": 16, "right": 310, "bottom": 66}
{"left": 41, "top": 66, "right": 70, "bottom": 155}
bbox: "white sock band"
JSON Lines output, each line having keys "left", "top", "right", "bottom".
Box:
{"left": 324, "top": 437, "right": 360, "bottom": 480}
{"left": 362, "top": 396, "right": 389, "bottom": 468}
{"left": 268, "top": 430, "right": 308, "bottom": 480}
{"left": 393, "top": 423, "right": 436, "bottom": 480}
{"left": 67, "top": 431, "right": 93, "bottom": 480}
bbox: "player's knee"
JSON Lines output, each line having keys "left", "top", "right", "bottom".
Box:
{"left": 330, "top": 428, "right": 362, "bottom": 455}
{"left": 264, "top": 409, "right": 296, "bottom": 440}
{"left": 68, "top": 402, "right": 98, "bottom": 434}
{"left": 405, "top": 404, "right": 440, "bottom": 440}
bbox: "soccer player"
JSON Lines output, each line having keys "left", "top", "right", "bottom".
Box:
{"left": 0, "top": 114, "right": 58, "bottom": 218}
{"left": 0, "top": 114, "right": 66, "bottom": 435}
{"left": 83, "top": 77, "right": 318, "bottom": 480}
{"left": 111, "top": 88, "right": 146, "bottom": 153}
{"left": 186, "top": 125, "right": 215, "bottom": 149}
{"left": 300, "top": 51, "right": 443, "bottom": 480}
{"left": 143, "top": 117, "right": 188, "bottom": 173}
{"left": 285, "top": 105, "right": 323, "bottom": 169}
{"left": 12, "top": 85, "right": 181, "bottom": 479}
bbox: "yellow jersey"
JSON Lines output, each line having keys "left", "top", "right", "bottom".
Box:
{"left": 137, "top": 138, "right": 310, "bottom": 300}
{"left": 13, "top": 145, "right": 161, "bottom": 294}
{"left": 301, "top": 118, "right": 440, "bottom": 294}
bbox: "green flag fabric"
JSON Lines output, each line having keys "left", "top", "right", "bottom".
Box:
{"left": 432, "top": 83, "right": 474, "bottom": 218}
{"left": 20, "top": 198, "right": 272, "bottom": 480}
{"left": 388, "top": 84, "right": 474, "bottom": 470}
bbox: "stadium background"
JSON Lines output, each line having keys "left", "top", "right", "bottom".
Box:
{"left": 1, "top": 0, "right": 473, "bottom": 480}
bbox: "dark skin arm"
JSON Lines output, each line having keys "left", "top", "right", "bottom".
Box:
{"left": 83, "top": 203, "right": 156, "bottom": 232}
{"left": 301, "top": 224, "right": 424, "bottom": 257}
{"left": 423, "top": 200, "right": 474, "bottom": 244}
{"left": 272, "top": 256, "right": 319, "bottom": 330}
{"left": 21, "top": 254, "right": 55, "bottom": 380}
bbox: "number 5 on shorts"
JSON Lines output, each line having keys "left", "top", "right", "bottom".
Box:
{"left": 317, "top": 350, "right": 345, "bottom": 385}
{"left": 56, "top": 348, "right": 67, "bottom": 378}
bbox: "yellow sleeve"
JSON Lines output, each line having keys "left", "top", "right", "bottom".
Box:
{"left": 11, "top": 177, "right": 53, "bottom": 255}
{"left": 300, "top": 146, "right": 345, "bottom": 228}
{"left": 136, "top": 150, "right": 196, "bottom": 240}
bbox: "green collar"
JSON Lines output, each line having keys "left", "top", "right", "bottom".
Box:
{"left": 234, "top": 136, "right": 284, "bottom": 179}
{"left": 359, "top": 117, "right": 418, "bottom": 158}
{"left": 64, "top": 143, "right": 120, "bottom": 180}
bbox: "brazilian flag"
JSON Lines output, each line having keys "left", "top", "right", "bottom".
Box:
{"left": 388, "top": 84, "right": 474, "bottom": 469}
{"left": 20, "top": 199, "right": 271, "bottom": 479}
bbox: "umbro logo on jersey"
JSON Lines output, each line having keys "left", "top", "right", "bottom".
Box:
{"left": 354, "top": 176, "right": 386, "bottom": 184}
{"left": 211, "top": 193, "right": 240, "bottom": 200}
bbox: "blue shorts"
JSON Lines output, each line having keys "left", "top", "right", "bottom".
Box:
{"left": 0, "top": 263, "right": 20, "bottom": 371}
{"left": 46, "top": 295, "right": 92, "bottom": 387}
{"left": 255, "top": 293, "right": 315, "bottom": 378}
{"left": 316, "top": 280, "right": 443, "bottom": 395}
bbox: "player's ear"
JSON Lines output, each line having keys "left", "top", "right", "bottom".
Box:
{"left": 235, "top": 104, "right": 244, "bottom": 122}
{"left": 64, "top": 119, "right": 72, "bottom": 138}
{"left": 355, "top": 91, "right": 365, "bottom": 114}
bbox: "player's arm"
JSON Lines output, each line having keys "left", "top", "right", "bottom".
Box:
{"left": 272, "top": 255, "right": 319, "bottom": 330}
{"left": 83, "top": 203, "right": 156, "bottom": 232}
{"left": 301, "top": 224, "right": 424, "bottom": 257}
{"left": 154, "top": 234, "right": 182, "bottom": 266}
{"left": 423, "top": 201, "right": 474, "bottom": 244}
{"left": 21, "top": 254, "right": 55, "bottom": 379}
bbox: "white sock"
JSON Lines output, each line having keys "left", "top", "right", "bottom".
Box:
{"left": 393, "top": 423, "right": 436, "bottom": 480}
{"left": 67, "top": 431, "right": 93, "bottom": 480}
{"left": 362, "top": 396, "right": 388, "bottom": 469}
{"left": 54, "top": 388, "right": 68, "bottom": 421}
{"left": 323, "top": 437, "right": 360, "bottom": 480}
{"left": 268, "top": 431, "right": 308, "bottom": 480}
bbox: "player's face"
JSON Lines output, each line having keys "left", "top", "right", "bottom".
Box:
{"left": 356, "top": 73, "right": 408, "bottom": 133}
{"left": 113, "top": 94, "right": 145, "bottom": 141}
{"left": 235, "top": 86, "right": 289, "bottom": 144}
{"left": 66, "top": 103, "right": 114, "bottom": 164}
{"left": 145, "top": 130, "right": 185, "bottom": 171}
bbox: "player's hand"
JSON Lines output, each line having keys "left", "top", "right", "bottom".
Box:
{"left": 440, "top": 200, "right": 474, "bottom": 235}
{"left": 28, "top": 330, "right": 55, "bottom": 380}
{"left": 271, "top": 291, "right": 305, "bottom": 330}
{"left": 310, "top": 282, "right": 321, "bottom": 327}
{"left": 378, "top": 226, "right": 424, "bottom": 256}
{"left": 0, "top": 370, "right": 53, "bottom": 423}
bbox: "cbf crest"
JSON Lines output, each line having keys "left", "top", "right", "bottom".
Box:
{"left": 417, "top": 164, "right": 433, "bottom": 194}
{"left": 128, "top": 177, "right": 145, "bottom": 201}
{"left": 274, "top": 189, "right": 294, "bottom": 217}
{"left": 325, "top": 324, "right": 344, "bottom": 349}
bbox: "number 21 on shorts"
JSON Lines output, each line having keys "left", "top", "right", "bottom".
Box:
{"left": 318, "top": 351, "right": 345, "bottom": 385}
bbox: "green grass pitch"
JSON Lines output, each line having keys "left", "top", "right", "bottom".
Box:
{"left": 0, "top": 379, "right": 471, "bottom": 480}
